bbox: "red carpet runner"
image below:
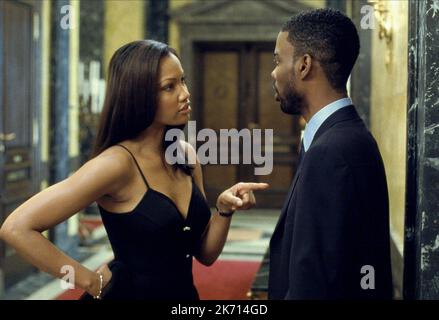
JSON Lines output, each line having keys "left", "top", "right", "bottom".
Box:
{"left": 193, "top": 259, "right": 260, "bottom": 300}
{"left": 56, "top": 259, "right": 260, "bottom": 300}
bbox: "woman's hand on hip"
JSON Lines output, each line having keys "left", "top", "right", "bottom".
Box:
{"left": 97, "top": 263, "right": 113, "bottom": 291}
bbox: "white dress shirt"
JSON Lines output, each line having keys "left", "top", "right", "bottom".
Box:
{"left": 302, "top": 97, "right": 353, "bottom": 152}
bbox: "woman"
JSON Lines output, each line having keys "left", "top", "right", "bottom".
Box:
{"left": 0, "top": 40, "right": 268, "bottom": 300}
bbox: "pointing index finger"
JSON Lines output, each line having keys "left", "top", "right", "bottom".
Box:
{"left": 236, "top": 182, "right": 269, "bottom": 193}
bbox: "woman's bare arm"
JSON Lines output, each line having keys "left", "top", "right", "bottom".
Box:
{"left": 0, "top": 150, "right": 132, "bottom": 296}
{"left": 192, "top": 159, "right": 233, "bottom": 266}
{"left": 185, "top": 142, "right": 268, "bottom": 266}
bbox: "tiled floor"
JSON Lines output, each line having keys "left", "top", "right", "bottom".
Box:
{"left": 221, "top": 209, "right": 279, "bottom": 261}
{"left": 2, "top": 209, "right": 279, "bottom": 300}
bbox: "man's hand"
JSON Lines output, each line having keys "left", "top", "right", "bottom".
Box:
{"left": 216, "top": 182, "right": 269, "bottom": 213}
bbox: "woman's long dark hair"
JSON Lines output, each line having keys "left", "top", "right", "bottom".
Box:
{"left": 92, "top": 40, "right": 192, "bottom": 174}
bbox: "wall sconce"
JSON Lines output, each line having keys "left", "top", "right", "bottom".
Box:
{"left": 368, "top": 0, "right": 393, "bottom": 66}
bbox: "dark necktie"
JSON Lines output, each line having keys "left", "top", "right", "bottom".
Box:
{"left": 298, "top": 139, "right": 305, "bottom": 169}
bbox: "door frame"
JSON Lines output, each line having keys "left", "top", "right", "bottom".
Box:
{"left": 0, "top": 1, "right": 5, "bottom": 297}
{"left": 170, "top": 0, "right": 311, "bottom": 124}
{"left": 0, "top": 0, "right": 43, "bottom": 296}
{"left": 193, "top": 42, "right": 274, "bottom": 204}
{"left": 193, "top": 41, "right": 275, "bottom": 138}
{"left": 170, "top": 0, "right": 311, "bottom": 208}
{"left": 193, "top": 42, "right": 301, "bottom": 207}
{"left": 0, "top": 0, "right": 43, "bottom": 216}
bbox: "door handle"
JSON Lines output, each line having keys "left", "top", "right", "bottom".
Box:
{"left": 0, "top": 132, "right": 16, "bottom": 141}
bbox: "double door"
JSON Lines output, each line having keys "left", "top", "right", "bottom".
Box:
{"left": 194, "top": 42, "right": 302, "bottom": 208}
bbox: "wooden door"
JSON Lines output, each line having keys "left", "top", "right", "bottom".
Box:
{"left": 195, "top": 43, "right": 302, "bottom": 208}
{"left": 0, "top": 0, "right": 38, "bottom": 294}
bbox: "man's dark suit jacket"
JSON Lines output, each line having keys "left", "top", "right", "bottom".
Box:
{"left": 268, "top": 105, "right": 393, "bottom": 299}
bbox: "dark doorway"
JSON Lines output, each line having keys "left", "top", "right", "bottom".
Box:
{"left": 194, "top": 42, "right": 302, "bottom": 208}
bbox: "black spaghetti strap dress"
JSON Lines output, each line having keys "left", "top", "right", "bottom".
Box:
{"left": 80, "top": 144, "right": 212, "bottom": 300}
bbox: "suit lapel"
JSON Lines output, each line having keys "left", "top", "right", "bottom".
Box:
{"left": 272, "top": 154, "right": 304, "bottom": 238}
{"left": 273, "top": 168, "right": 302, "bottom": 231}
{"left": 271, "top": 105, "right": 361, "bottom": 240}
{"left": 311, "top": 105, "right": 360, "bottom": 147}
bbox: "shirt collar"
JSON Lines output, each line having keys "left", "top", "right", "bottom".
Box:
{"left": 302, "top": 97, "right": 353, "bottom": 152}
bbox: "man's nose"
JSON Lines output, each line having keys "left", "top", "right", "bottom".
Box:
{"left": 271, "top": 69, "right": 276, "bottom": 81}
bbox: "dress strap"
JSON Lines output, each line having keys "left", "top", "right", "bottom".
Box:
{"left": 115, "top": 144, "right": 150, "bottom": 188}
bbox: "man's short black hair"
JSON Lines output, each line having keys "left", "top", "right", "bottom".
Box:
{"left": 282, "top": 8, "right": 360, "bottom": 92}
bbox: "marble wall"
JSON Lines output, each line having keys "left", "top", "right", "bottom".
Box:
{"left": 147, "top": 0, "right": 168, "bottom": 43}
{"left": 50, "top": 0, "right": 73, "bottom": 251}
{"left": 405, "top": 0, "right": 439, "bottom": 300}
{"left": 79, "top": 0, "right": 104, "bottom": 67}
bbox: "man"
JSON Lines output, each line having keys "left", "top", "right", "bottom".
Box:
{"left": 269, "top": 8, "right": 393, "bottom": 299}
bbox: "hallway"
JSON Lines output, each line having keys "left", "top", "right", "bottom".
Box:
{"left": 1, "top": 0, "right": 439, "bottom": 300}
{"left": 2, "top": 209, "right": 278, "bottom": 300}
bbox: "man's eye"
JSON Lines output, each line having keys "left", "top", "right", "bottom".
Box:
{"left": 181, "top": 77, "right": 186, "bottom": 84}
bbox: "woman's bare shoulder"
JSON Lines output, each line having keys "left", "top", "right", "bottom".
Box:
{"left": 81, "top": 146, "right": 135, "bottom": 183}
{"left": 96, "top": 145, "right": 133, "bottom": 163}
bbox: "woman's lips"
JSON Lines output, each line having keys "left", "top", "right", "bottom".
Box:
{"left": 273, "top": 85, "right": 280, "bottom": 101}
{"left": 178, "top": 104, "right": 191, "bottom": 114}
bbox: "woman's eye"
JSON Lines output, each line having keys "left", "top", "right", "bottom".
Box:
{"left": 163, "top": 84, "right": 174, "bottom": 91}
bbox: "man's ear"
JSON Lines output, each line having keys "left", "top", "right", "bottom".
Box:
{"left": 297, "top": 54, "right": 312, "bottom": 80}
